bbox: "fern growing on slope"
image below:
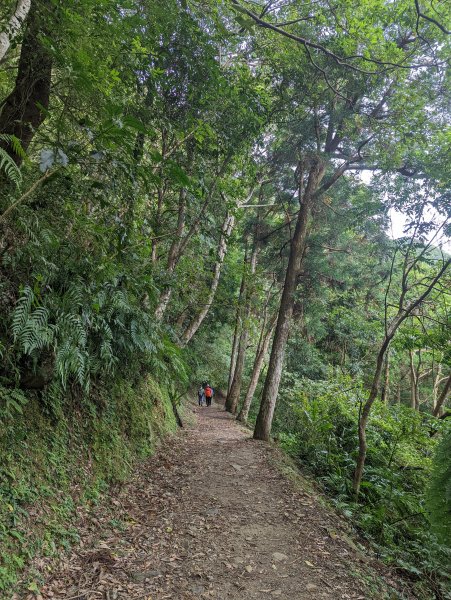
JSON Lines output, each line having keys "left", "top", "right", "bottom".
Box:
{"left": 0, "top": 135, "right": 25, "bottom": 187}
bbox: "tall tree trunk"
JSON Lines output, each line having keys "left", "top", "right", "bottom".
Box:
{"left": 409, "top": 350, "right": 418, "bottom": 410}
{"left": 0, "top": 0, "right": 32, "bottom": 64}
{"left": 353, "top": 338, "right": 391, "bottom": 499}
{"left": 180, "top": 211, "right": 235, "bottom": 346}
{"left": 227, "top": 308, "right": 241, "bottom": 394}
{"left": 225, "top": 318, "right": 249, "bottom": 414}
{"left": 237, "top": 314, "right": 276, "bottom": 423}
{"left": 432, "top": 374, "right": 451, "bottom": 417}
{"left": 225, "top": 244, "right": 258, "bottom": 414}
{"left": 380, "top": 351, "right": 390, "bottom": 404}
{"left": 432, "top": 364, "right": 442, "bottom": 412}
{"left": 226, "top": 242, "right": 250, "bottom": 393}
{"left": 253, "top": 158, "right": 325, "bottom": 441}
{"left": 0, "top": 0, "right": 52, "bottom": 165}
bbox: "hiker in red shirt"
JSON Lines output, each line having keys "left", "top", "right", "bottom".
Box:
{"left": 204, "top": 384, "right": 213, "bottom": 407}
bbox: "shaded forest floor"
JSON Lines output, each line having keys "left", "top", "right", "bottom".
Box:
{"left": 23, "top": 401, "right": 417, "bottom": 600}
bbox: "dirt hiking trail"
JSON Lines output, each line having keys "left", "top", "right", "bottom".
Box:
{"left": 32, "top": 401, "right": 412, "bottom": 600}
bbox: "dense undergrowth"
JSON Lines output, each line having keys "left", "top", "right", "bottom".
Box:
{"left": 266, "top": 377, "right": 451, "bottom": 598}
{"left": 0, "top": 375, "right": 177, "bottom": 593}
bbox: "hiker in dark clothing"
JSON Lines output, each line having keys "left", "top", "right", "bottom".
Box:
{"left": 205, "top": 384, "right": 213, "bottom": 407}
{"left": 197, "top": 386, "right": 205, "bottom": 406}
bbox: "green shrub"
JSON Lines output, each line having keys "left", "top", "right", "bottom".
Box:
{"left": 427, "top": 428, "right": 451, "bottom": 546}
{"left": 274, "top": 376, "right": 450, "bottom": 596}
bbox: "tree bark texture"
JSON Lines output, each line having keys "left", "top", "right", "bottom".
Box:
{"left": 0, "top": 0, "right": 32, "bottom": 64}
{"left": 253, "top": 158, "right": 325, "bottom": 441}
{"left": 380, "top": 351, "right": 390, "bottom": 404}
{"left": 0, "top": 0, "right": 52, "bottom": 165}
{"left": 227, "top": 311, "right": 241, "bottom": 395}
{"left": 237, "top": 314, "right": 276, "bottom": 422}
{"left": 432, "top": 374, "right": 451, "bottom": 417}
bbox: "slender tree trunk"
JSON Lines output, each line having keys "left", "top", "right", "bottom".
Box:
{"left": 228, "top": 310, "right": 241, "bottom": 394}
{"left": 353, "top": 258, "right": 450, "bottom": 499}
{"left": 175, "top": 305, "right": 190, "bottom": 330}
{"left": 0, "top": 0, "right": 32, "bottom": 64}
{"left": 237, "top": 314, "right": 276, "bottom": 423}
{"left": 225, "top": 318, "right": 250, "bottom": 414}
{"left": 154, "top": 153, "right": 229, "bottom": 319}
{"left": 0, "top": 0, "right": 52, "bottom": 165}
{"left": 433, "top": 364, "right": 441, "bottom": 412}
{"left": 226, "top": 244, "right": 249, "bottom": 394}
{"left": 353, "top": 339, "right": 390, "bottom": 498}
{"left": 432, "top": 374, "right": 451, "bottom": 417}
{"left": 253, "top": 159, "right": 325, "bottom": 441}
{"left": 225, "top": 245, "right": 258, "bottom": 414}
{"left": 380, "top": 351, "right": 390, "bottom": 404}
{"left": 155, "top": 186, "right": 187, "bottom": 320}
{"left": 409, "top": 350, "right": 418, "bottom": 410}
{"left": 151, "top": 130, "right": 169, "bottom": 263}
{"left": 180, "top": 211, "right": 235, "bottom": 346}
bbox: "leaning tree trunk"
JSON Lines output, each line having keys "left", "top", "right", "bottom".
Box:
{"left": 155, "top": 187, "right": 187, "bottom": 320}
{"left": 180, "top": 211, "right": 235, "bottom": 346}
{"left": 432, "top": 364, "right": 442, "bottom": 412}
{"left": 353, "top": 338, "right": 391, "bottom": 499}
{"left": 432, "top": 374, "right": 451, "bottom": 417}
{"left": 0, "top": 0, "right": 31, "bottom": 64}
{"left": 253, "top": 159, "right": 325, "bottom": 441}
{"left": 154, "top": 153, "right": 230, "bottom": 320}
{"left": 353, "top": 258, "right": 451, "bottom": 499}
{"left": 237, "top": 314, "right": 276, "bottom": 423}
{"left": 0, "top": 0, "right": 52, "bottom": 165}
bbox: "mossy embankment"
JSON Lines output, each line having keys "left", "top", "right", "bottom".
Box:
{"left": 0, "top": 376, "right": 177, "bottom": 593}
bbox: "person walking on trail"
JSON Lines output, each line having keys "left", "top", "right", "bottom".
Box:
{"left": 205, "top": 384, "right": 213, "bottom": 407}
{"left": 197, "top": 386, "right": 205, "bottom": 407}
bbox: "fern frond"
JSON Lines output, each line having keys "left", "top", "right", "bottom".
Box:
{"left": 12, "top": 286, "right": 34, "bottom": 339}
{"left": 0, "top": 135, "right": 24, "bottom": 187}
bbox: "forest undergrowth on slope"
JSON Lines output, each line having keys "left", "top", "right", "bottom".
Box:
{"left": 0, "top": 0, "right": 450, "bottom": 597}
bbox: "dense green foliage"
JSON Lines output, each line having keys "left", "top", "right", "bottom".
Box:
{"left": 0, "top": 0, "right": 450, "bottom": 596}
{"left": 427, "top": 430, "right": 451, "bottom": 546}
{"left": 273, "top": 378, "right": 450, "bottom": 596}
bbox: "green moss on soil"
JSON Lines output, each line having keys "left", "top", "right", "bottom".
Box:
{"left": 0, "top": 376, "right": 176, "bottom": 593}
